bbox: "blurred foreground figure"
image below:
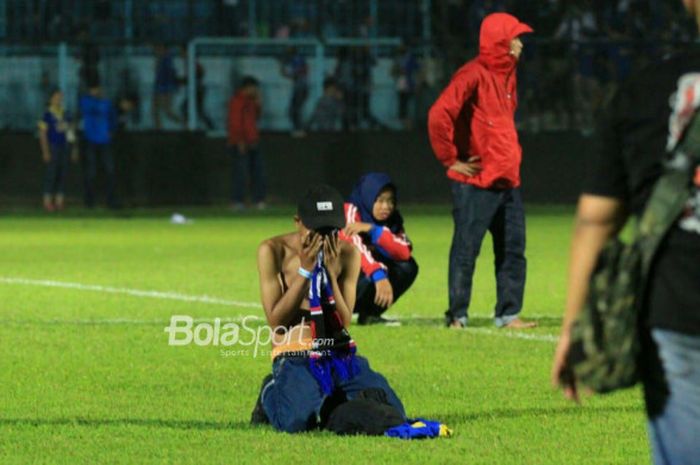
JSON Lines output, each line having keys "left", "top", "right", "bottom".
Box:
{"left": 428, "top": 13, "right": 536, "bottom": 329}
{"left": 553, "top": 2, "right": 700, "bottom": 464}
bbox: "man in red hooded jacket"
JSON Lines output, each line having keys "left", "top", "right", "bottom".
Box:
{"left": 428, "top": 13, "right": 536, "bottom": 329}
{"left": 228, "top": 76, "right": 266, "bottom": 210}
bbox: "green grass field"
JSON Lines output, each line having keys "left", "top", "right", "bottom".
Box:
{"left": 0, "top": 206, "right": 650, "bottom": 464}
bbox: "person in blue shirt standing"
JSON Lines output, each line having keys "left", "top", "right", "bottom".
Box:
{"left": 152, "top": 44, "right": 183, "bottom": 130}
{"left": 38, "top": 89, "right": 77, "bottom": 212}
{"left": 79, "top": 82, "right": 118, "bottom": 208}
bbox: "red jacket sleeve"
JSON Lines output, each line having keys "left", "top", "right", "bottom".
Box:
{"left": 369, "top": 226, "right": 412, "bottom": 261}
{"left": 427, "top": 65, "right": 479, "bottom": 168}
{"left": 339, "top": 203, "right": 388, "bottom": 281}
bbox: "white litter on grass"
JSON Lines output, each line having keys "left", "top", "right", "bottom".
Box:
{"left": 170, "top": 213, "right": 192, "bottom": 225}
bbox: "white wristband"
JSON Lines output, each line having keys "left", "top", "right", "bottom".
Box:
{"left": 298, "top": 267, "right": 313, "bottom": 280}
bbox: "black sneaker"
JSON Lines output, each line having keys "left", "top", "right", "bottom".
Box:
{"left": 250, "top": 374, "right": 273, "bottom": 425}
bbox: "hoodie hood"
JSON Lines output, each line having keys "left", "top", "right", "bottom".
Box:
{"left": 348, "top": 172, "right": 404, "bottom": 233}
{"left": 478, "top": 13, "right": 533, "bottom": 74}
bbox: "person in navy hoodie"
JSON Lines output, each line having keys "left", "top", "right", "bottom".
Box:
{"left": 79, "top": 82, "right": 118, "bottom": 208}
{"left": 340, "top": 173, "right": 418, "bottom": 325}
{"left": 38, "top": 89, "right": 77, "bottom": 212}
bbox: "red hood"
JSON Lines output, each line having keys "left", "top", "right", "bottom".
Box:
{"left": 478, "top": 13, "right": 533, "bottom": 74}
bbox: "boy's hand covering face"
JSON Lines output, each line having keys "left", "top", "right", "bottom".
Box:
{"left": 300, "top": 232, "right": 323, "bottom": 270}
{"left": 322, "top": 232, "right": 341, "bottom": 276}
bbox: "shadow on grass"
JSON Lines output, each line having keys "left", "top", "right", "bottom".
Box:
{"left": 424, "top": 405, "right": 643, "bottom": 425}
{"left": 0, "top": 405, "right": 644, "bottom": 434}
{"left": 3, "top": 316, "right": 563, "bottom": 329}
{"left": 396, "top": 316, "right": 562, "bottom": 329}
{"left": 0, "top": 417, "right": 250, "bottom": 431}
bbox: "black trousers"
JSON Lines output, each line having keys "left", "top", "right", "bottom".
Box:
{"left": 83, "top": 141, "right": 116, "bottom": 208}
{"left": 355, "top": 257, "right": 419, "bottom": 318}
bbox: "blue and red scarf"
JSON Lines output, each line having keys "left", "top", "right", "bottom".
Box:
{"left": 307, "top": 251, "right": 359, "bottom": 395}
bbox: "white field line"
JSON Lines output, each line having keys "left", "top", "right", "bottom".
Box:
{"left": 469, "top": 328, "right": 559, "bottom": 343}
{"left": 0, "top": 276, "right": 559, "bottom": 342}
{"left": 2, "top": 316, "right": 265, "bottom": 326}
{"left": 0, "top": 277, "right": 262, "bottom": 309}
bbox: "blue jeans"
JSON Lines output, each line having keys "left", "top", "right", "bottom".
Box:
{"left": 229, "top": 146, "right": 266, "bottom": 204}
{"left": 644, "top": 329, "right": 700, "bottom": 465}
{"left": 43, "top": 145, "right": 69, "bottom": 196}
{"left": 447, "top": 181, "right": 526, "bottom": 327}
{"left": 262, "top": 355, "right": 405, "bottom": 433}
{"left": 83, "top": 141, "right": 116, "bottom": 208}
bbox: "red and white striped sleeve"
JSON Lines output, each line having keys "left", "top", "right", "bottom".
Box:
{"left": 339, "top": 203, "right": 388, "bottom": 281}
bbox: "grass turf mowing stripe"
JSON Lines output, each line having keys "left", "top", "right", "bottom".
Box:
{"left": 0, "top": 276, "right": 262, "bottom": 309}
{"left": 0, "top": 316, "right": 559, "bottom": 342}
{"left": 0, "top": 276, "right": 552, "bottom": 319}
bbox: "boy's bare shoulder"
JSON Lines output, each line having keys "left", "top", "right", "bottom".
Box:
{"left": 258, "top": 233, "right": 296, "bottom": 267}
{"left": 339, "top": 238, "right": 359, "bottom": 257}
{"left": 339, "top": 238, "right": 360, "bottom": 264}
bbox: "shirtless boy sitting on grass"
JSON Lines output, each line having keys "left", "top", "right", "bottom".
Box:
{"left": 252, "top": 184, "right": 405, "bottom": 433}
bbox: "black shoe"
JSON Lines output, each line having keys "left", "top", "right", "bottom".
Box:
{"left": 250, "top": 374, "right": 273, "bottom": 425}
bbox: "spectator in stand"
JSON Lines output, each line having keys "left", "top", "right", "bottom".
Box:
{"left": 79, "top": 82, "right": 118, "bottom": 209}
{"left": 152, "top": 44, "right": 183, "bottom": 130}
{"left": 307, "top": 77, "right": 344, "bottom": 132}
{"left": 280, "top": 47, "right": 309, "bottom": 138}
{"left": 335, "top": 46, "right": 359, "bottom": 130}
{"left": 227, "top": 76, "right": 266, "bottom": 211}
{"left": 392, "top": 45, "right": 421, "bottom": 130}
{"left": 38, "top": 89, "right": 77, "bottom": 212}
{"left": 554, "top": 1, "right": 601, "bottom": 134}
{"left": 77, "top": 29, "right": 100, "bottom": 93}
{"left": 179, "top": 46, "right": 214, "bottom": 131}
{"left": 340, "top": 173, "right": 418, "bottom": 325}
{"left": 115, "top": 68, "right": 140, "bottom": 130}
{"left": 355, "top": 46, "right": 386, "bottom": 130}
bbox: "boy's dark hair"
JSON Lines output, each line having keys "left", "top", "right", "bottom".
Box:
{"left": 239, "top": 76, "right": 259, "bottom": 89}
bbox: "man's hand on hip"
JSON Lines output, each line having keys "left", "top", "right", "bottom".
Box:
{"left": 449, "top": 157, "right": 482, "bottom": 177}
